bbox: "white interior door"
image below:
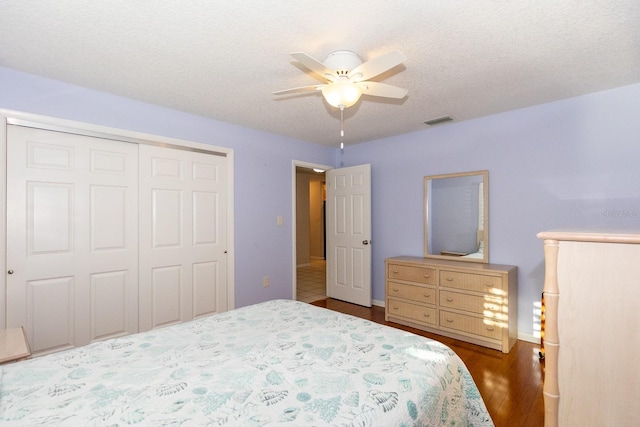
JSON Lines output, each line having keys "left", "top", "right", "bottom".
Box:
{"left": 326, "top": 164, "right": 372, "bottom": 307}
{"left": 138, "top": 144, "right": 228, "bottom": 331}
{"left": 6, "top": 125, "right": 139, "bottom": 355}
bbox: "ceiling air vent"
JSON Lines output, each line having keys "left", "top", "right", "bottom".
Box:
{"left": 424, "top": 116, "right": 454, "bottom": 126}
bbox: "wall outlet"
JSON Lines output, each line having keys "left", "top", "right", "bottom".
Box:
{"left": 263, "top": 276, "right": 270, "bottom": 288}
{"left": 277, "top": 215, "right": 283, "bottom": 226}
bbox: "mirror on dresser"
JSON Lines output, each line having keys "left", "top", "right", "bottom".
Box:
{"left": 424, "top": 170, "right": 489, "bottom": 263}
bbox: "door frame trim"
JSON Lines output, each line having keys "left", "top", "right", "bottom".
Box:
{"left": 291, "top": 160, "right": 333, "bottom": 301}
{"left": 1, "top": 109, "right": 236, "bottom": 329}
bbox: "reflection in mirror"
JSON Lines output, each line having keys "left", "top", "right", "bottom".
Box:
{"left": 424, "top": 170, "right": 489, "bottom": 263}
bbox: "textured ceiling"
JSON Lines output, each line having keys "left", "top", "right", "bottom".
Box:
{"left": 1, "top": 1, "right": 639, "bottom": 147}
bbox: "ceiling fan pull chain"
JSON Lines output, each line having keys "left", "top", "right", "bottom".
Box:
{"left": 340, "top": 106, "right": 345, "bottom": 150}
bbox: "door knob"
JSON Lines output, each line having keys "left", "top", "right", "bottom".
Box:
{"left": 7, "top": 270, "right": 14, "bottom": 274}
{"left": 362, "top": 240, "right": 369, "bottom": 245}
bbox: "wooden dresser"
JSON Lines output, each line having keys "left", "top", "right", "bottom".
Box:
{"left": 385, "top": 256, "right": 517, "bottom": 353}
{"left": 538, "top": 230, "right": 640, "bottom": 427}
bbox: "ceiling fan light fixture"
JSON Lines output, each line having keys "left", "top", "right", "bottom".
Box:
{"left": 321, "top": 82, "right": 363, "bottom": 109}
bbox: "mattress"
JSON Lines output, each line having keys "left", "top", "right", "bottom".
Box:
{"left": 0, "top": 299, "right": 493, "bottom": 426}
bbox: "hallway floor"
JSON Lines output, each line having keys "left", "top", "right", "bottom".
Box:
{"left": 296, "top": 259, "right": 326, "bottom": 303}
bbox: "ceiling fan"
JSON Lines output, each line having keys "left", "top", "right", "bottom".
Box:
{"left": 273, "top": 50, "right": 408, "bottom": 109}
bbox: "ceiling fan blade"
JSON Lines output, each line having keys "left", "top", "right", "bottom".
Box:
{"left": 349, "top": 50, "right": 407, "bottom": 82}
{"left": 273, "top": 84, "right": 325, "bottom": 95}
{"left": 290, "top": 52, "right": 333, "bottom": 79}
{"left": 357, "top": 81, "right": 408, "bottom": 99}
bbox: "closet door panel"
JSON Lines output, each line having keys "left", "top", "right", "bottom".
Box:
{"left": 28, "top": 182, "right": 73, "bottom": 254}
{"left": 139, "top": 145, "right": 227, "bottom": 331}
{"left": 27, "top": 276, "right": 74, "bottom": 353}
{"left": 91, "top": 186, "right": 127, "bottom": 251}
{"left": 193, "top": 191, "right": 217, "bottom": 244}
{"left": 193, "top": 261, "right": 218, "bottom": 317}
{"left": 190, "top": 154, "right": 227, "bottom": 320}
{"left": 151, "top": 265, "right": 182, "bottom": 328}
{"left": 152, "top": 189, "right": 183, "bottom": 247}
{"left": 91, "top": 271, "right": 127, "bottom": 340}
{"left": 6, "top": 125, "right": 139, "bottom": 356}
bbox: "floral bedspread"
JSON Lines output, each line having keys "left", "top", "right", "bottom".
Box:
{"left": 0, "top": 299, "right": 493, "bottom": 426}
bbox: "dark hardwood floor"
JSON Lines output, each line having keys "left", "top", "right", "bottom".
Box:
{"left": 311, "top": 298, "right": 545, "bottom": 427}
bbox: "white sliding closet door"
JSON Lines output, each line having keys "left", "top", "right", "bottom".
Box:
{"left": 138, "top": 144, "right": 228, "bottom": 331}
{"left": 6, "top": 125, "right": 139, "bottom": 356}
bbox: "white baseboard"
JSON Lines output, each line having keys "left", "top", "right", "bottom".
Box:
{"left": 517, "top": 333, "right": 540, "bottom": 344}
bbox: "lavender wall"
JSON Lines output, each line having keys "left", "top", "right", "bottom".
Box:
{"left": 341, "top": 82, "right": 640, "bottom": 337}
{"left": 0, "top": 67, "right": 336, "bottom": 308}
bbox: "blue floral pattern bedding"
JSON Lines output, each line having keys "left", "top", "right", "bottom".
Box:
{"left": 0, "top": 299, "right": 493, "bottom": 426}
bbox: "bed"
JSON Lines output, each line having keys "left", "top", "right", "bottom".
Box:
{"left": 0, "top": 299, "right": 493, "bottom": 426}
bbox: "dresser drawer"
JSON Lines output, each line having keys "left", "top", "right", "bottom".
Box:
{"left": 387, "top": 281, "right": 435, "bottom": 304}
{"left": 387, "top": 298, "right": 437, "bottom": 325}
{"left": 440, "top": 270, "right": 503, "bottom": 294}
{"left": 439, "top": 290, "right": 503, "bottom": 316}
{"left": 439, "top": 310, "right": 502, "bottom": 340}
{"left": 388, "top": 263, "right": 436, "bottom": 285}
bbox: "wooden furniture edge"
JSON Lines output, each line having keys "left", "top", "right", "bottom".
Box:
{"left": 539, "top": 238, "right": 559, "bottom": 427}
{"left": 537, "top": 230, "right": 640, "bottom": 244}
{"left": 0, "top": 326, "right": 31, "bottom": 364}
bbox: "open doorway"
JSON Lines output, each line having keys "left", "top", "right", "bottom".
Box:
{"left": 294, "top": 163, "right": 328, "bottom": 303}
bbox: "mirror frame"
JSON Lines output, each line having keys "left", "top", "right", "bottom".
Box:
{"left": 424, "top": 170, "right": 489, "bottom": 263}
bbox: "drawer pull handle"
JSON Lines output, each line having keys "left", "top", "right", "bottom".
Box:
{"left": 393, "top": 306, "right": 399, "bottom": 310}
{"left": 446, "top": 318, "right": 454, "bottom": 323}
{"left": 393, "top": 288, "right": 399, "bottom": 292}
{"left": 486, "top": 326, "right": 495, "bottom": 332}
{"left": 423, "top": 313, "right": 430, "bottom": 318}
{"left": 424, "top": 274, "right": 430, "bottom": 278}
{"left": 446, "top": 277, "right": 453, "bottom": 281}
{"left": 446, "top": 297, "right": 454, "bottom": 302}
{"left": 392, "top": 270, "right": 399, "bottom": 274}
{"left": 423, "top": 294, "right": 430, "bottom": 298}
{"left": 486, "top": 283, "right": 494, "bottom": 287}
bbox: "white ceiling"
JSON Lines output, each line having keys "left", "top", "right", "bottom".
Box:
{"left": 1, "top": 1, "right": 639, "bottom": 147}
